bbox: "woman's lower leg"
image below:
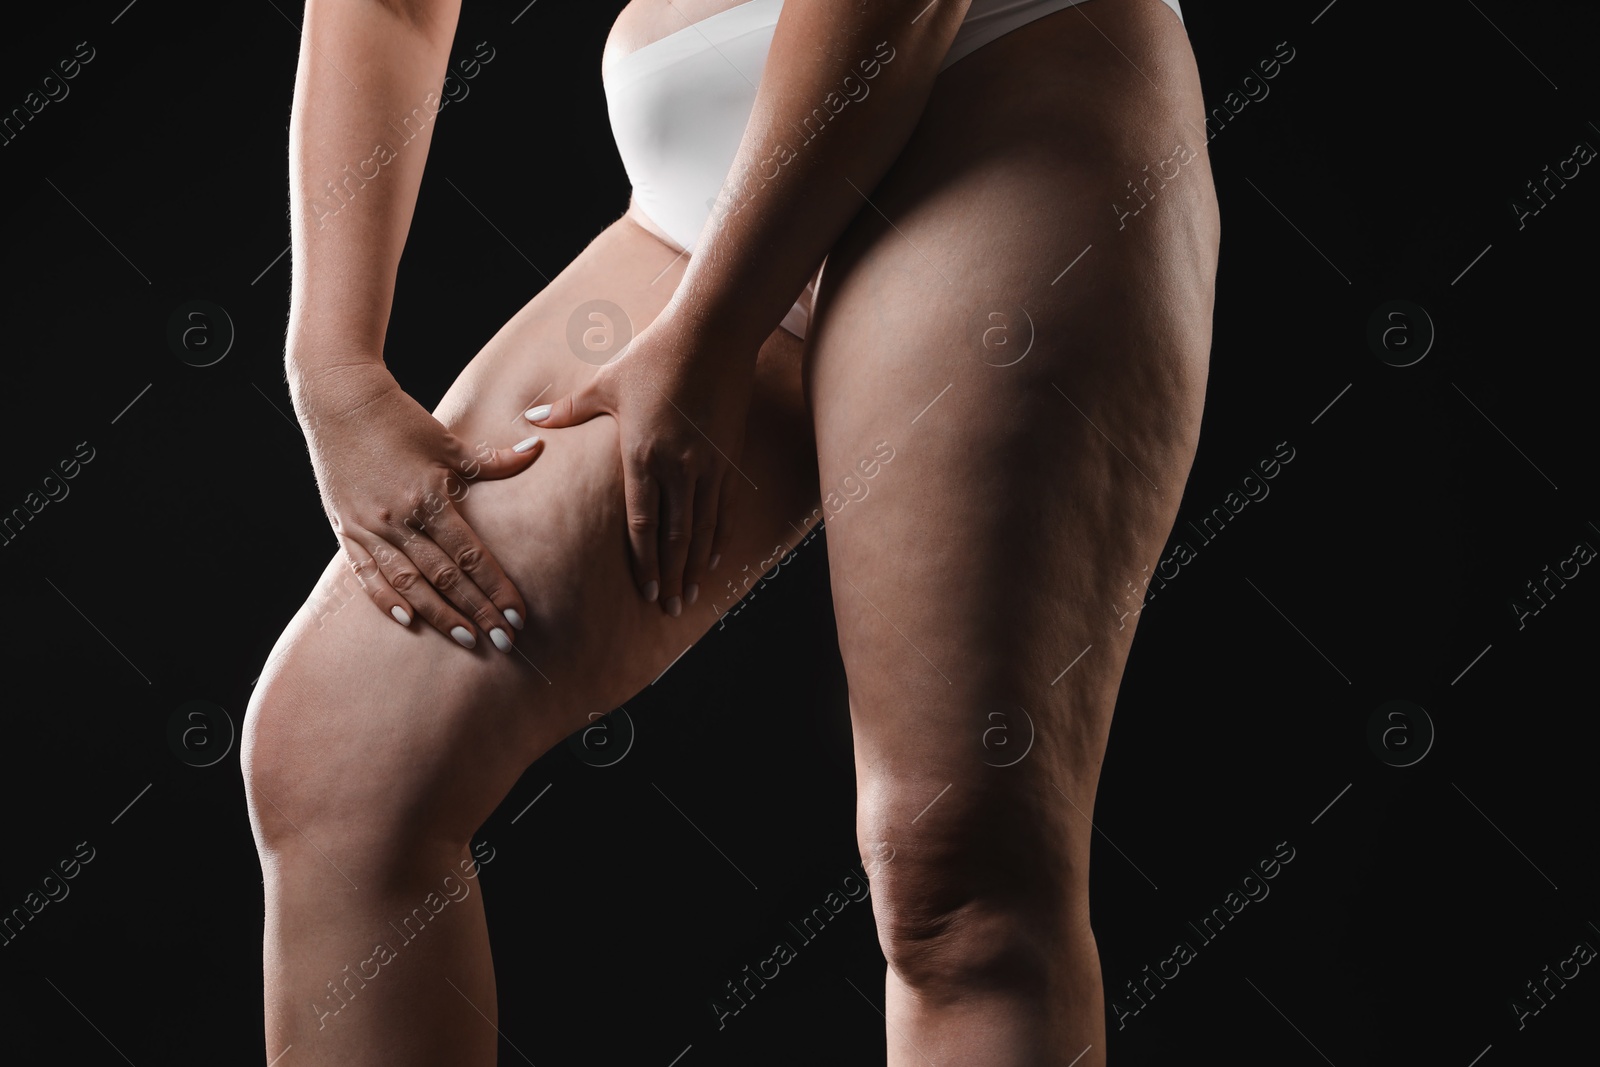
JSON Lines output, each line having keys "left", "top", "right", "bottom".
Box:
{"left": 258, "top": 833, "right": 499, "bottom": 1065}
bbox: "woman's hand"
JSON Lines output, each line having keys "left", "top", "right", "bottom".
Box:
{"left": 525, "top": 310, "right": 758, "bottom": 616}
{"left": 291, "top": 359, "right": 545, "bottom": 651}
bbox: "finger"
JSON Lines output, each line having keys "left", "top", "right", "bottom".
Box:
{"left": 426, "top": 505, "right": 527, "bottom": 648}
{"left": 337, "top": 538, "right": 414, "bottom": 628}
{"left": 681, "top": 472, "right": 720, "bottom": 608}
{"left": 390, "top": 524, "right": 506, "bottom": 652}
{"left": 456, "top": 433, "right": 544, "bottom": 483}
{"left": 360, "top": 531, "right": 481, "bottom": 647}
{"left": 622, "top": 461, "right": 661, "bottom": 604}
{"left": 707, "top": 467, "right": 740, "bottom": 577}
{"left": 525, "top": 378, "right": 606, "bottom": 429}
{"left": 656, "top": 475, "right": 695, "bottom": 618}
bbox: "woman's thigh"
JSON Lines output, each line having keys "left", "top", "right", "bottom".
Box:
{"left": 244, "top": 214, "right": 822, "bottom": 850}
{"left": 804, "top": 0, "right": 1218, "bottom": 954}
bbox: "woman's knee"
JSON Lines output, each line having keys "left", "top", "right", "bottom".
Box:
{"left": 240, "top": 619, "right": 523, "bottom": 876}
{"left": 858, "top": 774, "right": 1089, "bottom": 1001}
{"left": 242, "top": 653, "right": 411, "bottom": 870}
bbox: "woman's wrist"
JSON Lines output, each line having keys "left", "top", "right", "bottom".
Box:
{"left": 286, "top": 346, "right": 395, "bottom": 424}
{"left": 660, "top": 287, "right": 771, "bottom": 365}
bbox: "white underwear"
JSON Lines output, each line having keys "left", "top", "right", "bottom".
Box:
{"left": 604, "top": 0, "right": 1185, "bottom": 339}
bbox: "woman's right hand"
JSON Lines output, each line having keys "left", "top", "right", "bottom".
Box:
{"left": 291, "top": 359, "right": 544, "bottom": 652}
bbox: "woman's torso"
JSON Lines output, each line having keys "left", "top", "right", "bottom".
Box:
{"left": 599, "top": 0, "right": 1190, "bottom": 331}
{"left": 604, "top": 0, "right": 775, "bottom": 257}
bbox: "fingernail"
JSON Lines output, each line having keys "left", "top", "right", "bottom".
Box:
{"left": 709, "top": 554, "right": 721, "bottom": 571}
{"left": 504, "top": 608, "right": 525, "bottom": 631}
{"left": 685, "top": 583, "right": 699, "bottom": 606}
{"left": 450, "top": 626, "right": 477, "bottom": 650}
{"left": 525, "top": 404, "right": 552, "bottom": 422}
{"left": 512, "top": 434, "right": 542, "bottom": 453}
{"left": 664, "top": 595, "right": 682, "bottom": 618}
{"left": 391, "top": 606, "right": 412, "bottom": 627}
{"left": 642, "top": 580, "right": 659, "bottom": 603}
{"left": 490, "top": 627, "right": 512, "bottom": 653}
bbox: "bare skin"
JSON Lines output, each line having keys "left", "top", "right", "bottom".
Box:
{"left": 245, "top": 0, "right": 1217, "bottom": 1064}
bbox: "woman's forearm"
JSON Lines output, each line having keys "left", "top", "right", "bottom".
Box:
{"left": 286, "top": 0, "right": 463, "bottom": 405}
{"left": 668, "top": 0, "right": 970, "bottom": 350}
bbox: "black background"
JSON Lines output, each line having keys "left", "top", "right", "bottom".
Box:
{"left": 1, "top": 1, "right": 1596, "bottom": 1064}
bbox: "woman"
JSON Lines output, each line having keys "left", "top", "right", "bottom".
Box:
{"left": 242, "top": 0, "right": 1218, "bottom": 1062}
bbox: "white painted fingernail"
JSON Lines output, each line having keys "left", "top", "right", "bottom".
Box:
{"left": 451, "top": 626, "right": 476, "bottom": 650}
{"left": 642, "top": 579, "right": 659, "bottom": 603}
{"left": 709, "top": 554, "right": 721, "bottom": 571}
{"left": 664, "top": 595, "right": 682, "bottom": 618}
{"left": 490, "top": 627, "right": 512, "bottom": 653}
{"left": 391, "top": 606, "right": 412, "bottom": 627}
{"left": 525, "top": 404, "right": 552, "bottom": 422}
{"left": 685, "top": 583, "right": 699, "bottom": 606}
{"left": 513, "top": 434, "right": 541, "bottom": 453}
{"left": 504, "top": 608, "right": 525, "bottom": 631}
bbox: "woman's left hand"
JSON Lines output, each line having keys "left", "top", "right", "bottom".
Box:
{"left": 525, "top": 308, "right": 758, "bottom": 617}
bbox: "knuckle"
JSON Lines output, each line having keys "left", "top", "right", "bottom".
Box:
{"left": 628, "top": 513, "right": 658, "bottom": 532}
{"left": 422, "top": 604, "right": 458, "bottom": 631}
{"left": 390, "top": 569, "right": 420, "bottom": 593}
{"left": 432, "top": 564, "right": 463, "bottom": 589}
{"left": 455, "top": 544, "right": 485, "bottom": 571}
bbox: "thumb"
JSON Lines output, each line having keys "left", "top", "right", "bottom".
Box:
{"left": 461, "top": 432, "right": 545, "bottom": 481}
{"left": 524, "top": 378, "right": 608, "bottom": 430}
